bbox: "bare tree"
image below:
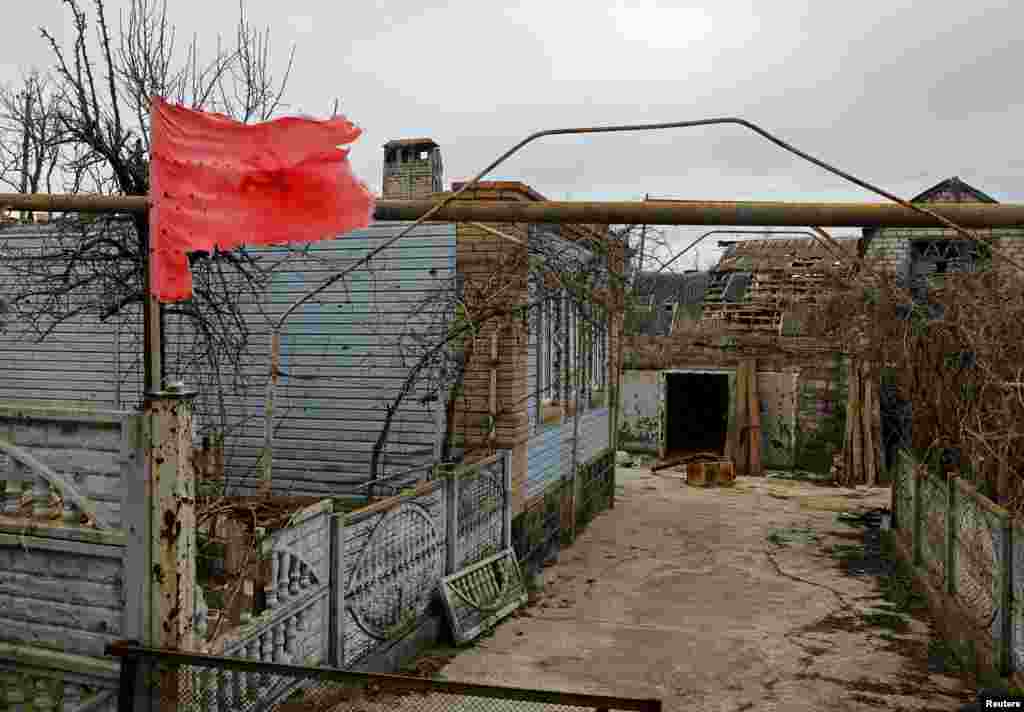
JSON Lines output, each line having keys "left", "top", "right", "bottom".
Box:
{"left": 0, "top": 71, "right": 63, "bottom": 200}
{"left": 0, "top": 0, "right": 299, "bottom": 435}
{"left": 352, "top": 222, "right": 626, "bottom": 496}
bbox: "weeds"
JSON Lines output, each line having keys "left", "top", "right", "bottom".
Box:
{"left": 767, "top": 527, "right": 821, "bottom": 547}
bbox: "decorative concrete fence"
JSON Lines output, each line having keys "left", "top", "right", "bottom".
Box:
{"left": 0, "top": 388, "right": 530, "bottom": 710}
{"left": 0, "top": 404, "right": 144, "bottom": 712}
{"left": 145, "top": 451, "right": 513, "bottom": 710}
{"left": 341, "top": 451, "right": 511, "bottom": 668}
{"left": 892, "top": 453, "right": 1021, "bottom": 678}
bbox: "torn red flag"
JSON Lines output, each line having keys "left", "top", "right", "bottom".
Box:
{"left": 149, "top": 97, "right": 375, "bottom": 302}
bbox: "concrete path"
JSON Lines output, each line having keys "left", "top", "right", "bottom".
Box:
{"left": 429, "top": 467, "right": 971, "bottom": 711}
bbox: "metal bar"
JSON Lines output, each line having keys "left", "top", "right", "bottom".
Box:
{"left": 377, "top": 199, "right": 1024, "bottom": 228}
{"left": 5, "top": 192, "right": 1024, "bottom": 228}
{"left": 103, "top": 644, "right": 662, "bottom": 711}
{"left": 117, "top": 649, "right": 139, "bottom": 712}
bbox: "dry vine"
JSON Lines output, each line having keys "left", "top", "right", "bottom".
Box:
{"left": 805, "top": 252, "right": 1024, "bottom": 511}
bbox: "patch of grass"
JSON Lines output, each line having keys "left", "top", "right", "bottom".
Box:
{"left": 766, "top": 469, "right": 834, "bottom": 483}
{"left": 877, "top": 532, "right": 929, "bottom": 613}
{"left": 927, "top": 637, "right": 967, "bottom": 675}
{"left": 767, "top": 527, "right": 821, "bottom": 547}
{"left": 862, "top": 611, "right": 912, "bottom": 632}
{"left": 825, "top": 543, "right": 864, "bottom": 560}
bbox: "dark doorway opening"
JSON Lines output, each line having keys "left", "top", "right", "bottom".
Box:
{"left": 665, "top": 372, "right": 730, "bottom": 457}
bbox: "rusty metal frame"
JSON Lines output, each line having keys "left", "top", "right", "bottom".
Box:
{"left": 105, "top": 641, "right": 663, "bottom": 711}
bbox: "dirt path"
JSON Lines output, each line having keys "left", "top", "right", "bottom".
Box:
{"left": 419, "top": 467, "right": 973, "bottom": 711}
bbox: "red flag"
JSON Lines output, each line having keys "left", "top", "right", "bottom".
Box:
{"left": 149, "top": 97, "right": 375, "bottom": 302}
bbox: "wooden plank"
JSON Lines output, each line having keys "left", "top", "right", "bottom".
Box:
{"left": 734, "top": 362, "right": 749, "bottom": 477}
{"left": 849, "top": 359, "right": 863, "bottom": 486}
{"left": 862, "top": 363, "right": 877, "bottom": 487}
{"left": 870, "top": 369, "right": 884, "bottom": 481}
{"left": 747, "top": 360, "right": 763, "bottom": 477}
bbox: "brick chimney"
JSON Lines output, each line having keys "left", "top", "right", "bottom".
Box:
{"left": 382, "top": 138, "right": 443, "bottom": 199}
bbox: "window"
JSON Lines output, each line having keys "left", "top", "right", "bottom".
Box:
{"left": 909, "top": 240, "right": 978, "bottom": 301}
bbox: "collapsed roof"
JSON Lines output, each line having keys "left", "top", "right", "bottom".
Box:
{"left": 701, "top": 237, "right": 858, "bottom": 333}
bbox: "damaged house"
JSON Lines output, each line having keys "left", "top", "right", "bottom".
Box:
{"left": 619, "top": 176, "right": 1024, "bottom": 482}
{"left": 620, "top": 235, "right": 855, "bottom": 475}
{"left": 0, "top": 135, "right": 617, "bottom": 520}
{"left": 0, "top": 139, "right": 619, "bottom": 689}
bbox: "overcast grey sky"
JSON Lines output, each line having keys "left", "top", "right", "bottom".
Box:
{"left": 2, "top": 0, "right": 1021, "bottom": 269}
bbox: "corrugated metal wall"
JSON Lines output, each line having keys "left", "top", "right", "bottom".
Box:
{"left": 1, "top": 220, "right": 456, "bottom": 497}
{"left": 166, "top": 221, "right": 456, "bottom": 495}
{"left": 0, "top": 221, "right": 143, "bottom": 410}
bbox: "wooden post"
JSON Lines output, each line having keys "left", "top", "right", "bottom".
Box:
{"left": 747, "top": 360, "right": 762, "bottom": 477}
{"left": 870, "top": 369, "right": 884, "bottom": 482}
{"left": 142, "top": 385, "right": 198, "bottom": 706}
{"left": 847, "top": 359, "right": 862, "bottom": 486}
{"left": 734, "top": 362, "right": 749, "bottom": 476}
{"left": 862, "top": 363, "right": 877, "bottom": 488}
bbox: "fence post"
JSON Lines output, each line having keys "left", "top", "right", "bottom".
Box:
{"left": 945, "top": 474, "right": 956, "bottom": 596}
{"left": 912, "top": 459, "right": 922, "bottom": 568}
{"left": 446, "top": 469, "right": 459, "bottom": 574}
{"left": 1001, "top": 516, "right": 1013, "bottom": 676}
{"left": 330, "top": 511, "right": 346, "bottom": 668}
{"left": 116, "top": 646, "right": 138, "bottom": 712}
{"left": 502, "top": 451, "right": 513, "bottom": 551}
{"left": 141, "top": 386, "right": 198, "bottom": 709}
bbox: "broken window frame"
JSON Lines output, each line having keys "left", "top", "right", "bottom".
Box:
{"left": 908, "top": 239, "right": 981, "bottom": 302}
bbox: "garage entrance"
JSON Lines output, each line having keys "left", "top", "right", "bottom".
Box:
{"left": 664, "top": 372, "right": 730, "bottom": 457}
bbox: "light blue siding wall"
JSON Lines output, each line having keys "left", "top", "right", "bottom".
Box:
{"left": 576, "top": 407, "right": 610, "bottom": 465}
{"left": 0, "top": 220, "right": 457, "bottom": 497}
{"left": 174, "top": 221, "right": 457, "bottom": 495}
{"left": 525, "top": 426, "right": 560, "bottom": 500}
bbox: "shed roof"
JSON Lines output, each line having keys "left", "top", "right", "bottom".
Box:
{"left": 701, "top": 236, "right": 858, "bottom": 333}
{"left": 715, "top": 237, "right": 858, "bottom": 273}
